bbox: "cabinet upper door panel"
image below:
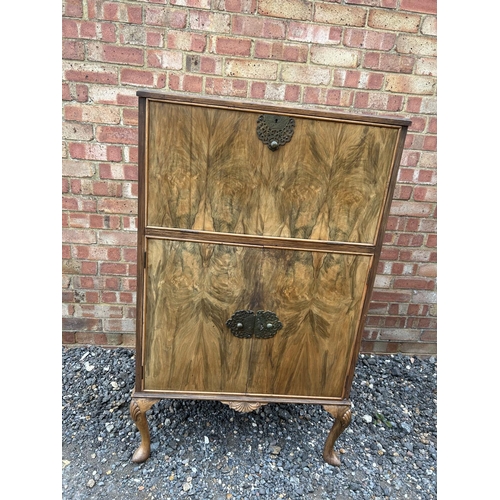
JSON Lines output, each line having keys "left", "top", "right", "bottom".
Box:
{"left": 146, "top": 100, "right": 400, "bottom": 245}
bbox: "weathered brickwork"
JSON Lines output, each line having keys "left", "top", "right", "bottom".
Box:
{"left": 62, "top": 0, "right": 437, "bottom": 355}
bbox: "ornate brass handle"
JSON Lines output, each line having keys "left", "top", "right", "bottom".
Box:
{"left": 226, "top": 310, "right": 282, "bottom": 339}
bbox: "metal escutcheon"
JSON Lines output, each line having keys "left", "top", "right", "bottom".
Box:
{"left": 226, "top": 310, "right": 282, "bottom": 339}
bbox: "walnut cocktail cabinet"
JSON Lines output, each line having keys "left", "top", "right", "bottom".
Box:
{"left": 129, "top": 90, "right": 410, "bottom": 466}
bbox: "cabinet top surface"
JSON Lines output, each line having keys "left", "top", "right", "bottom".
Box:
{"left": 136, "top": 90, "right": 411, "bottom": 128}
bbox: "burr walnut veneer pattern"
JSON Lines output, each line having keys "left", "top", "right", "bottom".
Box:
{"left": 130, "top": 91, "right": 410, "bottom": 467}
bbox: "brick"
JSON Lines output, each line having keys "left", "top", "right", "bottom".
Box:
{"left": 171, "top": 0, "right": 211, "bottom": 8}
{"left": 311, "top": 47, "right": 358, "bottom": 68}
{"left": 62, "top": 18, "right": 79, "bottom": 38}
{"left": 232, "top": 15, "right": 285, "bottom": 39}
{"left": 80, "top": 21, "right": 98, "bottom": 39}
{"left": 64, "top": 62, "right": 118, "bottom": 85}
{"left": 288, "top": 22, "right": 341, "bottom": 44}
{"left": 166, "top": 9, "right": 187, "bottom": 28}
{"left": 147, "top": 49, "right": 183, "bottom": 70}
{"left": 69, "top": 143, "right": 122, "bottom": 162}
{"left": 254, "top": 41, "right": 308, "bottom": 62}
{"left": 344, "top": 28, "right": 396, "bottom": 51}
{"left": 225, "top": 59, "right": 278, "bottom": 80}
{"left": 119, "top": 25, "right": 146, "bottom": 46}
{"left": 368, "top": 10, "right": 420, "bottom": 32}
{"left": 214, "top": 0, "right": 257, "bottom": 14}
{"left": 353, "top": 92, "right": 403, "bottom": 111}
{"left": 63, "top": 317, "right": 102, "bottom": 332}
{"left": 104, "top": 318, "right": 135, "bottom": 332}
{"left": 281, "top": 64, "right": 330, "bottom": 85}
{"left": 97, "top": 198, "right": 137, "bottom": 214}
{"left": 215, "top": 36, "right": 252, "bottom": 56}
{"left": 63, "top": 40, "right": 85, "bottom": 60}
{"left": 334, "top": 70, "right": 384, "bottom": 89}
{"left": 314, "top": 4, "right": 367, "bottom": 26}
{"left": 285, "top": 85, "right": 301, "bottom": 102}
{"left": 363, "top": 52, "right": 414, "bottom": 74}
{"left": 121, "top": 68, "right": 155, "bottom": 87}
{"left": 101, "top": 23, "right": 117, "bottom": 42}
{"left": 418, "top": 264, "right": 436, "bottom": 277}
{"left": 371, "top": 291, "right": 412, "bottom": 302}
{"left": 385, "top": 74, "right": 436, "bottom": 95}
{"left": 168, "top": 31, "right": 207, "bottom": 52}
{"left": 394, "top": 278, "right": 434, "bottom": 290}
{"left": 100, "top": 263, "right": 128, "bottom": 275}
{"left": 396, "top": 35, "right": 437, "bottom": 57}
{"left": 99, "top": 163, "right": 136, "bottom": 180}
{"left": 258, "top": 0, "right": 312, "bottom": 21}
{"left": 401, "top": 0, "right": 436, "bottom": 14}
{"left": 390, "top": 201, "right": 433, "bottom": 217}
{"left": 393, "top": 185, "right": 412, "bottom": 200}
{"left": 191, "top": 10, "right": 231, "bottom": 33}
{"left": 62, "top": 160, "right": 95, "bottom": 178}
{"left": 423, "top": 135, "right": 437, "bottom": 151}
{"left": 146, "top": 30, "right": 164, "bottom": 47}
{"left": 63, "top": 228, "right": 97, "bottom": 244}
{"left": 62, "top": 83, "right": 72, "bottom": 101}
{"left": 168, "top": 74, "right": 204, "bottom": 93}
{"left": 123, "top": 109, "right": 139, "bottom": 126}
{"left": 379, "top": 329, "right": 421, "bottom": 341}
{"left": 127, "top": 5, "right": 143, "bottom": 23}
{"left": 427, "top": 118, "right": 437, "bottom": 134}
{"left": 98, "top": 230, "right": 137, "bottom": 246}
{"left": 186, "top": 54, "right": 223, "bottom": 75}
{"left": 413, "top": 186, "right": 437, "bottom": 202}
{"left": 64, "top": 0, "right": 83, "bottom": 18}
{"left": 75, "top": 84, "right": 89, "bottom": 102}
{"left": 65, "top": 104, "right": 121, "bottom": 124}
{"left": 421, "top": 16, "right": 437, "bottom": 36}
{"left": 206, "top": 77, "right": 248, "bottom": 97}
{"left": 145, "top": 6, "right": 168, "bottom": 26}
{"left": 62, "top": 122, "right": 94, "bottom": 142}
{"left": 420, "top": 97, "right": 437, "bottom": 114}
{"left": 103, "top": 45, "right": 144, "bottom": 65}
{"left": 415, "top": 57, "right": 437, "bottom": 77}
{"left": 96, "top": 126, "right": 137, "bottom": 145}
{"left": 411, "top": 290, "right": 437, "bottom": 304}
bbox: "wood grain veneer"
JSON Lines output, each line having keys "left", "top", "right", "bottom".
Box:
{"left": 130, "top": 91, "right": 410, "bottom": 467}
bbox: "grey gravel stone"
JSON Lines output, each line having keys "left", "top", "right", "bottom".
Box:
{"left": 62, "top": 347, "right": 437, "bottom": 499}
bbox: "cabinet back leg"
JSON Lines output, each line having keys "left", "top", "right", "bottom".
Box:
{"left": 322, "top": 404, "right": 352, "bottom": 466}
{"left": 130, "top": 397, "right": 159, "bottom": 463}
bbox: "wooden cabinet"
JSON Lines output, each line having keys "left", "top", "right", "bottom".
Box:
{"left": 130, "top": 91, "right": 410, "bottom": 466}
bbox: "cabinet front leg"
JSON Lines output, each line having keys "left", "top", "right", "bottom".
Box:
{"left": 130, "top": 397, "right": 159, "bottom": 463}
{"left": 322, "top": 404, "right": 352, "bottom": 466}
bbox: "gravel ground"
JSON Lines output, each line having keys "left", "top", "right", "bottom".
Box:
{"left": 62, "top": 346, "right": 437, "bottom": 499}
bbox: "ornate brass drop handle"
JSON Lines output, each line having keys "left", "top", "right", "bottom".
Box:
{"left": 226, "top": 310, "right": 282, "bottom": 338}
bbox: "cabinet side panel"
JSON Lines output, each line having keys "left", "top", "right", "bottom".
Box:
{"left": 246, "top": 249, "right": 372, "bottom": 398}
{"left": 143, "top": 239, "right": 260, "bottom": 393}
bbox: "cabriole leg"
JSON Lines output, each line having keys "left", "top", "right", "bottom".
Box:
{"left": 322, "top": 404, "right": 352, "bottom": 466}
{"left": 130, "top": 397, "right": 159, "bottom": 463}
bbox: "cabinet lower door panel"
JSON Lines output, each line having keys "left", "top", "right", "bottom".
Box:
{"left": 246, "top": 248, "right": 371, "bottom": 398}
{"left": 143, "top": 239, "right": 259, "bottom": 393}
{"left": 143, "top": 239, "right": 371, "bottom": 399}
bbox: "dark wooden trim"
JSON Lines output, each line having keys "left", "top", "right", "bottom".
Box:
{"left": 144, "top": 227, "right": 376, "bottom": 256}
{"left": 135, "top": 96, "right": 147, "bottom": 393}
{"left": 136, "top": 90, "right": 412, "bottom": 127}
{"left": 133, "top": 390, "right": 351, "bottom": 407}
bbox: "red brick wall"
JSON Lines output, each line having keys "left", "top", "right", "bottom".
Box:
{"left": 62, "top": 0, "right": 437, "bottom": 355}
